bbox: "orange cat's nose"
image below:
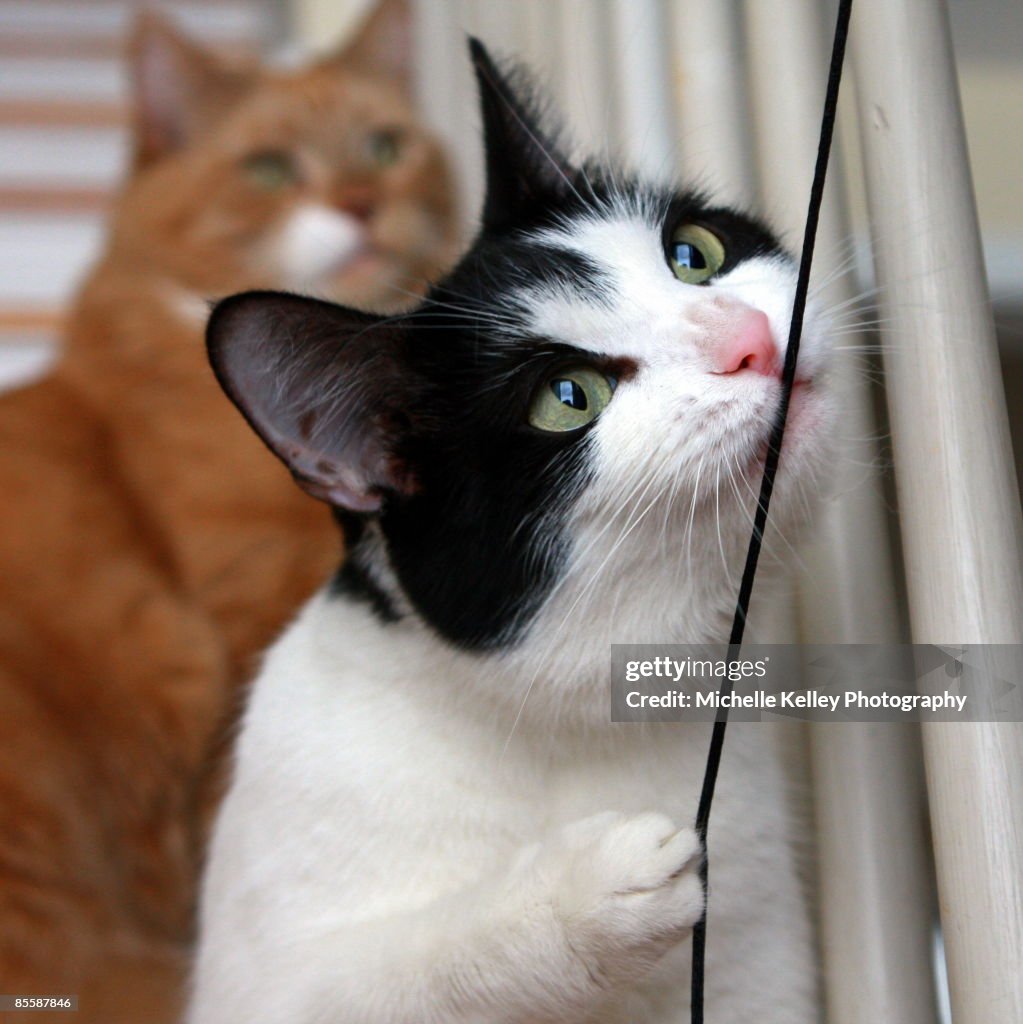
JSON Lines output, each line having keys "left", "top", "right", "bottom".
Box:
{"left": 333, "top": 186, "right": 377, "bottom": 223}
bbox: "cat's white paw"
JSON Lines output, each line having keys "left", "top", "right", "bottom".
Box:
{"left": 526, "top": 811, "right": 704, "bottom": 987}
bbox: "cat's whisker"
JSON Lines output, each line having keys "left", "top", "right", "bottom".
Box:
{"left": 681, "top": 454, "right": 707, "bottom": 571}
{"left": 816, "top": 283, "right": 886, "bottom": 313}
{"left": 375, "top": 282, "right": 525, "bottom": 330}
{"left": 831, "top": 345, "right": 897, "bottom": 354}
{"left": 481, "top": 63, "right": 590, "bottom": 215}
{"left": 825, "top": 316, "right": 894, "bottom": 332}
{"left": 827, "top": 325, "right": 896, "bottom": 336}
{"left": 659, "top": 455, "right": 689, "bottom": 555}
{"left": 724, "top": 465, "right": 784, "bottom": 572}
{"left": 500, "top": 462, "right": 665, "bottom": 755}
{"left": 512, "top": 459, "right": 660, "bottom": 639}
{"left": 713, "top": 465, "right": 729, "bottom": 578}
{"left": 732, "top": 455, "right": 809, "bottom": 574}
{"left": 808, "top": 249, "right": 872, "bottom": 296}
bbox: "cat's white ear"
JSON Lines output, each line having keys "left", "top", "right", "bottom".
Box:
{"left": 469, "top": 38, "right": 578, "bottom": 232}
{"left": 329, "top": 0, "right": 412, "bottom": 91}
{"left": 207, "top": 291, "right": 420, "bottom": 512}
{"left": 129, "top": 11, "right": 250, "bottom": 168}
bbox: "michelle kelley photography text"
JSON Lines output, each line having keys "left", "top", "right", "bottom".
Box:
{"left": 610, "top": 645, "right": 1023, "bottom": 722}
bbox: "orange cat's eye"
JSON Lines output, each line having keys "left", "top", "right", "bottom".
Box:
{"left": 241, "top": 150, "right": 300, "bottom": 190}
{"left": 366, "top": 129, "right": 403, "bottom": 168}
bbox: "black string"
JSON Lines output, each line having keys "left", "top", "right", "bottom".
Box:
{"left": 688, "top": 1, "right": 853, "bottom": 1020}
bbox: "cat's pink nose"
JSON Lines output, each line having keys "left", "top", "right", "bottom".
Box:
{"left": 712, "top": 310, "right": 779, "bottom": 378}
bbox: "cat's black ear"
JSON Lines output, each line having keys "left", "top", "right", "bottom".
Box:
{"left": 129, "top": 11, "right": 252, "bottom": 169}
{"left": 207, "top": 292, "right": 420, "bottom": 513}
{"left": 468, "top": 38, "right": 577, "bottom": 231}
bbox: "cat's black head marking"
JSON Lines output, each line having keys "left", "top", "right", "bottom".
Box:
{"left": 205, "top": 39, "right": 791, "bottom": 651}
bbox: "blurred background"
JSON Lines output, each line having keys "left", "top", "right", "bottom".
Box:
{"left": 0, "top": 0, "right": 1019, "bottom": 393}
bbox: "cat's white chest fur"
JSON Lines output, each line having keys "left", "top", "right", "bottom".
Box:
{"left": 189, "top": 594, "right": 817, "bottom": 1024}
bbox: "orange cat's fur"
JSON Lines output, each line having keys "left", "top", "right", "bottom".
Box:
{"left": 0, "top": 5, "right": 457, "bottom": 1020}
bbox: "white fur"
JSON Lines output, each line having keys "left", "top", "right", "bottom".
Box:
{"left": 274, "top": 202, "right": 365, "bottom": 290}
{"left": 161, "top": 281, "right": 210, "bottom": 327}
{"left": 189, "top": 196, "right": 834, "bottom": 1022}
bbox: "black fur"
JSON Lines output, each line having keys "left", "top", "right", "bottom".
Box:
{"left": 330, "top": 559, "right": 402, "bottom": 624}
{"left": 205, "top": 40, "right": 789, "bottom": 650}
{"left": 329, "top": 512, "right": 401, "bottom": 623}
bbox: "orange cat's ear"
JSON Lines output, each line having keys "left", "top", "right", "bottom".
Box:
{"left": 325, "top": 0, "right": 413, "bottom": 92}
{"left": 207, "top": 291, "right": 421, "bottom": 513}
{"left": 128, "top": 11, "right": 250, "bottom": 169}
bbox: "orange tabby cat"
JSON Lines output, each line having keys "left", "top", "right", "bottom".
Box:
{"left": 0, "top": 5, "right": 457, "bottom": 1021}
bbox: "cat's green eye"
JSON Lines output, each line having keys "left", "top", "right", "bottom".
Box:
{"left": 242, "top": 150, "right": 299, "bottom": 190}
{"left": 367, "top": 129, "right": 403, "bottom": 167}
{"left": 669, "top": 223, "right": 726, "bottom": 285}
{"left": 529, "top": 366, "right": 615, "bottom": 433}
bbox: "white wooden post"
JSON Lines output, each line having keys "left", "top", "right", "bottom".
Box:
{"left": 412, "top": 0, "right": 482, "bottom": 231}
{"left": 671, "top": 0, "right": 754, "bottom": 208}
{"left": 744, "top": 2, "right": 940, "bottom": 1020}
{"left": 852, "top": 0, "right": 1023, "bottom": 1020}
{"left": 609, "top": 0, "right": 676, "bottom": 181}
{"left": 557, "top": 0, "right": 617, "bottom": 159}
{"left": 520, "top": 0, "right": 563, "bottom": 92}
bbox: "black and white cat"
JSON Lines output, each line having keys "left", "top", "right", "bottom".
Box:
{"left": 188, "top": 40, "right": 834, "bottom": 1024}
